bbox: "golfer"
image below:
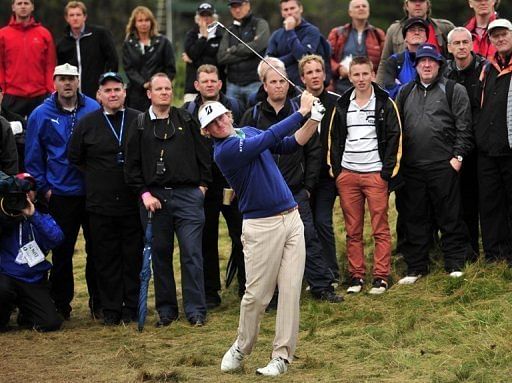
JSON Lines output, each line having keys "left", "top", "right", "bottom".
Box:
{"left": 198, "top": 90, "right": 324, "bottom": 376}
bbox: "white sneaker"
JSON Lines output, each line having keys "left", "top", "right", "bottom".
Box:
{"left": 346, "top": 277, "right": 364, "bottom": 294}
{"left": 398, "top": 274, "right": 422, "bottom": 285}
{"left": 256, "top": 357, "right": 288, "bottom": 376}
{"left": 368, "top": 279, "right": 388, "bottom": 295}
{"left": 449, "top": 271, "right": 464, "bottom": 278}
{"left": 221, "top": 343, "right": 244, "bottom": 372}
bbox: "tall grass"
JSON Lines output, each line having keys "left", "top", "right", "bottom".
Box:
{"left": 1, "top": 199, "right": 512, "bottom": 382}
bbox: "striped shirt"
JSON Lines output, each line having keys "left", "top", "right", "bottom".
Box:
{"left": 341, "top": 87, "right": 382, "bottom": 172}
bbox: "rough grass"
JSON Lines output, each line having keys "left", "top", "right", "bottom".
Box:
{"left": 1, "top": 198, "right": 512, "bottom": 382}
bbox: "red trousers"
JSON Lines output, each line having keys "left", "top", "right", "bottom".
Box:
{"left": 336, "top": 170, "right": 391, "bottom": 280}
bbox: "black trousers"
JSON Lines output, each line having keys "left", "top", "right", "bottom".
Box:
{"left": 459, "top": 153, "right": 480, "bottom": 256}
{"left": 48, "top": 195, "right": 100, "bottom": 315}
{"left": 399, "top": 163, "right": 471, "bottom": 274}
{"left": 89, "top": 212, "right": 143, "bottom": 316}
{"left": 202, "top": 185, "right": 245, "bottom": 298}
{"left": 1, "top": 93, "right": 47, "bottom": 118}
{"left": 0, "top": 273, "right": 62, "bottom": 331}
{"left": 477, "top": 153, "right": 512, "bottom": 261}
{"left": 295, "top": 188, "right": 334, "bottom": 294}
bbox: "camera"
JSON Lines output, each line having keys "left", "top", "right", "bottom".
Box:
{"left": 0, "top": 171, "right": 34, "bottom": 218}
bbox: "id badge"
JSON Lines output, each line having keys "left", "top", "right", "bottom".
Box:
{"left": 19, "top": 240, "right": 45, "bottom": 267}
{"left": 156, "top": 160, "right": 166, "bottom": 175}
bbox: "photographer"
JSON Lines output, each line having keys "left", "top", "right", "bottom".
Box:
{"left": 0, "top": 173, "right": 64, "bottom": 332}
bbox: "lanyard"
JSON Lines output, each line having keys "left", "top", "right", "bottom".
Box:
{"left": 18, "top": 221, "right": 35, "bottom": 247}
{"left": 103, "top": 111, "right": 125, "bottom": 147}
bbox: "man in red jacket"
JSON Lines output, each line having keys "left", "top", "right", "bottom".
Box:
{"left": 465, "top": 0, "right": 499, "bottom": 59}
{"left": 0, "top": 0, "right": 56, "bottom": 118}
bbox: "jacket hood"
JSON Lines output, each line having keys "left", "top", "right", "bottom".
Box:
{"left": 8, "top": 15, "right": 39, "bottom": 29}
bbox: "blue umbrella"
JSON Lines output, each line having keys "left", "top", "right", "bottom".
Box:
{"left": 138, "top": 211, "right": 153, "bottom": 332}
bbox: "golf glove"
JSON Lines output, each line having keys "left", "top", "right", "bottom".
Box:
{"left": 311, "top": 99, "right": 326, "bottom": 122}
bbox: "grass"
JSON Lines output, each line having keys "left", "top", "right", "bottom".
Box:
{"left": 1, "top": 198, "right": 512, "bottom": 382}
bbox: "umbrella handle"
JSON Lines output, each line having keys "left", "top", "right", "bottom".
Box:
{"left": 148, "top": 211, "right": 153, "bottom": 221}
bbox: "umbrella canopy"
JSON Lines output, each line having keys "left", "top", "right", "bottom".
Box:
{"left": 138, "top": 211, "right": 153, "bottom": 332}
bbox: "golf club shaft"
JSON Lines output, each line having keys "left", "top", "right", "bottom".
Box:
{"left": 210, "top": 21, "right": 303, "bottom": 94}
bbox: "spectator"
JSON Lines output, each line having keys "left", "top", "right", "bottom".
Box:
{"left": 474, "top": 19, "right": 512, "bottom": 263}
{"left": 266, "top": 0, "right": 326, "bottom": 87}
{"left": 217, "top": 0, "right": 270, "bottom": 106}
{"left": 331, "top": 56, "right": 401, "bottom": 295}
{"left": 198, "top": 91, "right": 323, "bottom": 377}
{"left": 0, "top": 84, "right": 25, "bottom": 172}
{"left": 465, "top": 0, "right": 499, "bottom": 59}
{"left": 297, "top": 54, "right": 340, "bottom": 282}
{"left": 68, "top": 72, "right": 143, "bottom": 326}
{"left": 182, "top": 64, "right": 246, "bottom": 308}
{"left": 444, "top": 27, "right": 486, "bottom": 257}
{"left": 0, "top": 172, "right": 64, "bottom": 332}
{"left": 0, "top": 113, "right": 18, "bottom": 175}
{"left": 24, "top": 63, "right": 101, "bottom": 320}
{"left": 376, "top": 0, "right": 454, "bottom": 84}
{"left": 123, "top": 6, "right": 176, "bottom": 112}
{"left": 57, "top": 1, "right": 119, "bottom": 99}
{"left": 241, "top": 58, "right": 342, "bottom": 303}
{"left": 380, "top": 17, "right": 429, "bottom": 99}
{"left": 327, "top": 0, "right": 386, "bottom": 94}
{"left": 0, "top": 0, "right": 56, "bottom": 118}
{"left": 124, "top": 73, "right": 211, "bottom": 327}
{"left": 183, "top": 3, "right": 224, "bottom": 103}
{"left": 396, "top": 44, "right": 473, "bottom": 284}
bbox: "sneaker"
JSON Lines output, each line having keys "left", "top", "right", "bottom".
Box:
{"left": 398, "top": 274, "right": 422, "bottom": 285}
{"left": 449, "top": 270, "right": 464, "bottom": 278}
{"left": 315, "top": 289, "right": 344, "bottom": 303}
{"left": 346, "top": 277, "right": 364, "bottom": 294}
{"left": 221, "top": 343, "right": 245, "bottom": 372}
{"left": 256, "top": 357, "right": 288, "bottom": 376}
{"left": 368, "top": 279, "right": 388, "bottom": 295}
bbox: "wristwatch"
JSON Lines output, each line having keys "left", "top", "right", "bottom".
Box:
{"left": 456, "top": 155, "right": 463, "bottom": 162}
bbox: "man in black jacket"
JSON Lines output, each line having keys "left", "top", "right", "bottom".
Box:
{"left": 57, "top": 1, "right": 118, "bottom": 99}
{"left": 124, "top": 73, "right": 212, "bottom": 327}
{"left": 396, "top": 43, "right": 473, "bottom": 284}
{"left": 183, "top": 64, "right": 246, "bottom": 308}
{"left": 68, "top": 72, "right": 142, "bottom": 325}
{"left": 217, "top": 0, "right": 270, "bottom": 106}
{"left": 241, "top": 58, "right": 342, "bottom": 303}
{"left": 331, "top": 56, "right": 401, "bottom": 294}
{"left": 444, "top": 26, "right": 487, "bottom": 257}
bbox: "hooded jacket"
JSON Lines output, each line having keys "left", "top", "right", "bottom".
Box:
{"left": 464, "top": 13, "right": 497, "bottom": 60}
{"left": 0, "top": 16, "right": 56, "bottom": 97}
{"left": 25, "top": 92, "right": 100, "bottom": 196}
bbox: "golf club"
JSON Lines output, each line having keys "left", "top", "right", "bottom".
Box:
{"left": 207, "top": 21, "right": 304, "bottom": 94}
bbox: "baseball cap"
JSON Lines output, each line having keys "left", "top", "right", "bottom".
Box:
{"left": 98, "top": 72, "right": 124, "bottom": 85}
{"left": 415, "top": 43, "right": 443, "bottom": 64}
{"left": 228, "top": 0, "right": 247, "bottom": 6}
{"left": 402, "top": 17, "right": 429, "bottom": 39}
{"left": 197, "top": 2, "right": 215, "bottom": 14}
{"left": 198, "top": 101, "right": 229, "bottom": 129}
{"left": 53, "top": 63, "right": 79, "bottom": 77}
{"left": 488, "top": 19, "right": 512, "bottom": 34}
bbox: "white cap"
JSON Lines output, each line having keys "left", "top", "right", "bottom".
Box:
{"left": 488, "top": 19, "right": 512, "bottom": 34}
{"left": 198, "top": 101, "right": 229, "bottom": 129}
{"left": 53, "top": 63, "right": 79, "bottom": 77}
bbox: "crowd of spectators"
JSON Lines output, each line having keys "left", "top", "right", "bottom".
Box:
{"left": 0, "top": 0, "right": 511, "bottom": 377}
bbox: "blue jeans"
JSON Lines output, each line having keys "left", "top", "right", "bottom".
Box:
{"left": 140, "top": 187, "right": 206, "bottom": 321}
{"left": 226, "top": 81, "right": 260, "bottom": 107}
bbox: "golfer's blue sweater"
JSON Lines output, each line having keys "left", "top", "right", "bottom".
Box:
{"left": 213, "top": 112, "right": 303, "bottom": 219}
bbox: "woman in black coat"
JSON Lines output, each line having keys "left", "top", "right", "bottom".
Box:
{"left": 122, "top": 6, "right": 176, "bottom": 112}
